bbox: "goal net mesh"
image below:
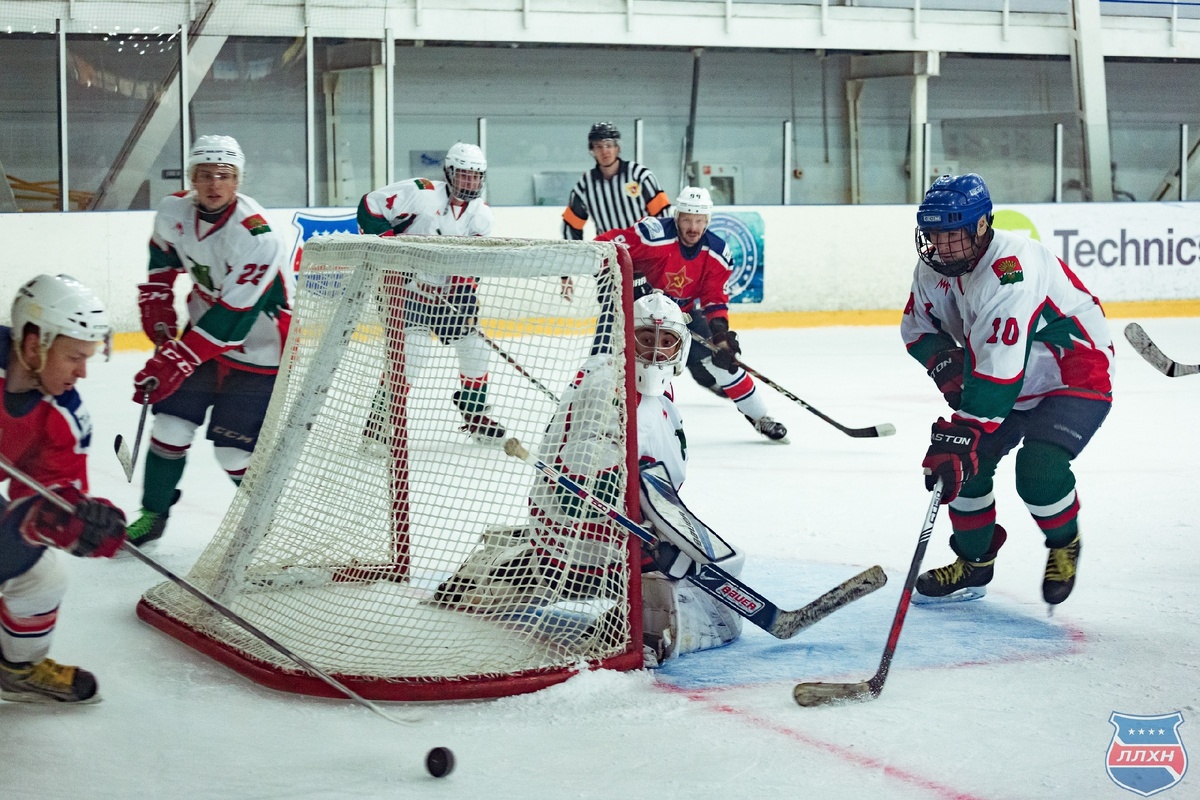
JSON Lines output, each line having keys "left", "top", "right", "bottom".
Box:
{"left": 139, "top": 234, "right": 639, "bottom": 699}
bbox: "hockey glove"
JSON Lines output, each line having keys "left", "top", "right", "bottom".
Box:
{"left": 137, "top": 282, "right": 179, "bottom": 346}
{"left": 709, "top": 319, "right": 741, "bottom": 374}
{"left": 925, "top": 348, "right": 965, "bottom": 410}
{"left": 922, "top": 418, "right": 981, "bottom": 504}
{"left": 17, "top": 487, "right": 127, "bottom": 559}
{"left": 133, "top": 338, "right": 201, "bottom": 404}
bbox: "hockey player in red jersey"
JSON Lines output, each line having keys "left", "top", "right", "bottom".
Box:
{"left": 903, "top": 173, "right": 1113, "bottom": 606}
{"left": 0, "top": 275, "right": 127, "bottom": 703}
{"left": 598, "top": 187, "right": 787, "bottom": 442}
{"left": 128, "top": 135, "right": 295, "bottom": 545}
{"left": 357, "top": 142, "right": 506, "bottom": 440}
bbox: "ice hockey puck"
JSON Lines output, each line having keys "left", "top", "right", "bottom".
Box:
{"left": 425, "top": 746, "right": 455, "bottom": 778}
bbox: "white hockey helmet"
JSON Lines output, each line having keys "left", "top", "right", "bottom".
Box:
{"left": 675, "top": 186, "right": 713, "bottom": 217}
{"left": 187, "top": 134, "right": 245, "bottom": 181}
{"left": 632, "top": 289, "right": 690, "bottom": 397}
{"left": 444, "top": 142, "right": 487, "bottom": 201}
{"left": 10, "top": 274, "right": 112, "bottom": 363}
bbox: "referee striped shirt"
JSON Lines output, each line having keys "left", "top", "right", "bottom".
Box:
{"left": 561, "top": 159, "right": 672, "bottom": 240}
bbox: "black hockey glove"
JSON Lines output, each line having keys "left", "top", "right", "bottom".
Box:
{"left": 709, "top": 319, "right": 741, "bottom": 374}
{"left": 925, "top": 348, "right": 965, "bottom": 410}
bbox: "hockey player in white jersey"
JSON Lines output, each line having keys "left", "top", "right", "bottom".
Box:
{"left": 356, "top": 143, "right": 505, "bottom": 439}
{"left": 127, "top": 135, "right": 295, "bottom": 544}
{"left": 433, "top": 282, "right": 744, "bottom": 665}
{"left": 902, "top": 173, "right": 1113, "bottom": 606}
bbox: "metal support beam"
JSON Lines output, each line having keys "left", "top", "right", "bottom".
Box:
{"left": 634, "top": 118, "right": 644, "bottom": 164}
{"left": 91, "top": 26, "right": 226, "bottom": 209}
{"left": 57, "top": 21, "right": 69, "bottom": 211}
{"left": 1069, "top": 0, "right": 1113, "bottom": 201}
{"left": 782, "top": 119, "right": 793, "bottom": 205}
{"left": 305, "top": 27, "right": 315, "bottom": 207}
{"left": 384, "top": 30, "right": 395, "bottom": 184}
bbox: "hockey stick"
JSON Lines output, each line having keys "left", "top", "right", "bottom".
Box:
{"left": 689, "top": 332, "right": 896, "bottom": 438}
{"left": 1124, "top": 322, "right": 1200, "bottom": 377}
{"left": 504, "top": 438, "right": 887, "bottom": 639}
{"left": 793, "top": 479, "right": 943, "bottom": 707}
{"left": 0, "top": 452, "right": 420, "bottom": 726}
{"left": 114, "top": 384, "right": 154, "bottom": 482}
{"left": 428, "top": 289, "right": 561, "bottom": 403}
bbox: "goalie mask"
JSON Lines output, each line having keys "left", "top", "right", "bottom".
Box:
{"left": 444, "top": 142, "right": 487, "bottom": 202}
{"left": 11, "top": 274, "right": 112, "bottom": 365}
{"left": 633, "top": 290, "right": 690, "bottom": 397}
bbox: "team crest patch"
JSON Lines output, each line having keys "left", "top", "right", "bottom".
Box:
{"left": 624, "top": 181, "right": 641, "bottom": 198}
{"left": 1106, "top": 711, "right": 1188, "bottom": 796}
{"left": 242, "top": 214, "right": 272, "bottom": 236}
{"left": 413, "top": 178, "right": 435, "bottom": 190}
{"left": 991, "top": 255, "right": 1023, "bottom": 285}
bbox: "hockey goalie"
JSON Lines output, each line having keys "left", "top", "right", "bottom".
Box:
{"left": 432, "top": 284, "right": 745, "bottom": 666}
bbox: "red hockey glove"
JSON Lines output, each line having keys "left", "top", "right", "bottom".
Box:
{"left": 925, "top": 348, "right": 965, "bottom": 410}
{"left": 922, "top": 418, "right": 981, "bottom": 503}
{"left": 133, "top": 339, "right": 201, "bottom": 404}
{"left": 709, "top": 319, "right": 741, "bottom": 374}
{"left": 137, "top": 282, "right": 179, "bottom": 346}
{"left": 18, "top": 487, "right": 127, "bottom": 559}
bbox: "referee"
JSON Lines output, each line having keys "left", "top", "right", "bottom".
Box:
{"left": 560, "top": 122, "right": 672, "bottom": 303}
{"left": 561, "top": 122, "right": 671, "bottom": 241}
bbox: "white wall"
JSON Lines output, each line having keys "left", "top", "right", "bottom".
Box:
{"left": 2, "top": 201, "right": 1197, "bottom": 335}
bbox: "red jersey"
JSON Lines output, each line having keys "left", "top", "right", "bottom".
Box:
{"left": 597, "top": 216, "right": 733, "bottom": 323}
{"left": 0, "top": 328, "right": 91, "bottom": 502}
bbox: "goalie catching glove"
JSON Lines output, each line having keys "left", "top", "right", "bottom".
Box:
{"left": 708, "top": 318, "right": 742, "bottom": 374}
{"left": 922, "top": 418, "right": 981, "bottom": 503}
{"left": 15, "top": 486, "right": 127, "bottom": 558}
{"left": 925, "top": 347, "right": 965, "bottom": 410}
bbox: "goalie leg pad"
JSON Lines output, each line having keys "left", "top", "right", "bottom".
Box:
{"left": 674, "top": 581, "right": 743, "bottom": 657}
{"left": 639, "top": 462, "right": 743, "bottom": 578}
{"left": 430, "top": 526, "right": 549, "bottom": 612}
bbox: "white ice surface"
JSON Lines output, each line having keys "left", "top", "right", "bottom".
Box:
{"left": 2, "top": 318, "right": 1197, "bottom": 800}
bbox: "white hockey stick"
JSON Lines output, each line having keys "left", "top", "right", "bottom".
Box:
{"left": 0, "top": 451, "right": 420, "bottom": 726}
{"left": 114, "top": 384, "right": 154, "bottom": 482}
{"left": 503, "top": 438, "right": 887, "bottom": 639}
{"left": 793, "top": 479, "right": 943, "bottom": 707}
{"left": 1124, "top": 322, "right": 1200, "bottom": 377}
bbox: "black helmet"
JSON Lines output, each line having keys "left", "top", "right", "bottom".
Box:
{"left": 588, "top": 122, "right": 621, "bottom": 144}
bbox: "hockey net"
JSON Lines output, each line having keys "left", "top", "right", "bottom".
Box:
{"left": 138, "top": 234, "right": 642, "bottom": 701}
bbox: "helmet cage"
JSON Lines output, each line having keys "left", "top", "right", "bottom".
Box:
{"left": 443, "top": 143, "right": 487, "bottom": 202}
{"left": 915, "top": 173, "right": 994, "bottom": 277}
{"left": 632, "top": 291, "right": 691, "bottom": 397}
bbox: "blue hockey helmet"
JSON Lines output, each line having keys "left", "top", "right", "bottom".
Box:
{"left": 915, "top": 174, "right": 994, "bottom": 277}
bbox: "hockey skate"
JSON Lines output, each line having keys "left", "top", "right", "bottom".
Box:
{"left": 125, "top": 490, "right": 181, "bottom": 547}
{"left": 452, "top": 391, "right": 506, "bottom": 442}
{"left": 1042, "top": 534, "right": 1081, "bottom": 606}
{"left": 0, "top": 655, "right": 99, "bottom": 703}
{"left": 914, "top": 525, "right": 1007, "bottom": 604}
{"left": 746, "top": 414, "right": 789, "bottom": 443}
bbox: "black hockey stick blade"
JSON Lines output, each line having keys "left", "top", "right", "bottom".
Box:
{"left": 1124, "top": 322, "right": 1200, "bottom": 377}
{"left": 768, "top": 565, "right": 888, "bottom": 639}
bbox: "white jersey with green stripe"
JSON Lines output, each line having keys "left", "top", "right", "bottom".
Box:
{"left": 902, "top": 229, "right": 1114, "bottom": 433}
{"left": 149, "top": 192, "right": 294, "bottom": 370}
